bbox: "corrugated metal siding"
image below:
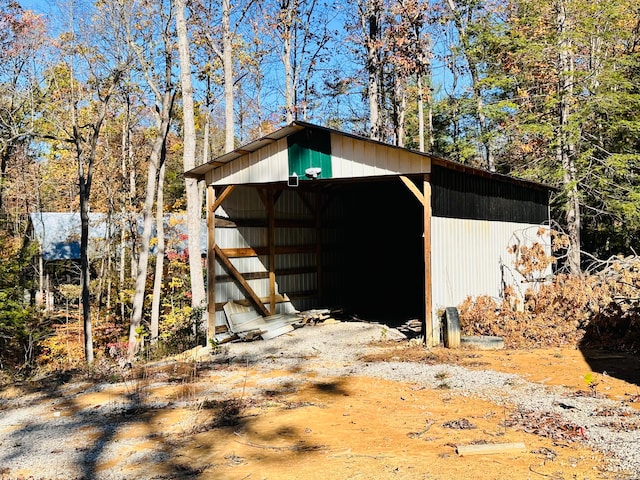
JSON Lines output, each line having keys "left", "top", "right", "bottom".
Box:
{"left": 212, "top": 185, "right": 338, "bottom": 326}
{"left": 331, "top": 133, "right": 431, "bottom": 178}
{"left": 287, "top": 129, "right": 333, "bottom": 180}
{"left": 431, "top": 217, "right": 551, "bottom": 312}
{"left": 431, "top": 165, "right": 548, "bottom": 224}
{"left": 206, "top": 130, "right": 433, "bottom": 185}
{"left": 209, "top": 138, "right": 289, "bottom": 185}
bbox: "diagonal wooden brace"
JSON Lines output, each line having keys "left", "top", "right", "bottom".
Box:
{"left": 214, "top": 244, "right": 271, "bottom": 317}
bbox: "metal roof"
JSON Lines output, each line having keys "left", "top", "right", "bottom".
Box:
{"left": 185, "top": 123, "right": 306, "bottom": 179}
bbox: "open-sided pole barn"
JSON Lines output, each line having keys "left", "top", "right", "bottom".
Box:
{"left": 186, "top": 122, "right": 551, "bottom": 346}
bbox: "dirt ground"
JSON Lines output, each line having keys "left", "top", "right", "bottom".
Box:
{"left": 2, "top": 342, "right": 640, "bottom": 480}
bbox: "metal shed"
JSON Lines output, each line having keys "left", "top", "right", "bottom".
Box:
{"left": 186, "top": 121, "right": 551, "bottom": 346}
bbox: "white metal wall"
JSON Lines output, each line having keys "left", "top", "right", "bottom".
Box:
{"left": 431, "top": 217, "right": 551, "bottom": 315}
{"left": 205, "top": 131, "right": 432, "bottom": 186}
{"left": 208, "top": 138, "right": 290, "bottom": 185}
{"left": 331, "top": 133, "right": 431, "bottom": 178}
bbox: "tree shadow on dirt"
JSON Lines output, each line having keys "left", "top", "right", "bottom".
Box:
{"left": 1, "top": 320, "right": 376, "bottom": 479}
{"left": 579, "top": 316, "right": 640, "bottom": 390}
{"left": 578, "top": 348, "right": 640, "bottom": 389}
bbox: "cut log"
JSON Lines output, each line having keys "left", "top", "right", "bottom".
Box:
{"left": 456, "top": 442, "right": 526, "bottom": 456}
{"left": 443, "top": 307, "right": 461, "bottom": 348}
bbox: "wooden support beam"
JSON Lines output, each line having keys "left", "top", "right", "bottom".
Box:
{"left": 214, "top": 244, "right": 271, "bottom": 317}
{"left": 220, "top": 247, "right": 259, "bottom": 258}
{"left": 423, "top": 174, "right": 434, "bottom": 346}
{"left": 215, "top": 266, "right": 317, "bottom": 282}
{"left": 211, "top": 185, "right": 235, "bottom": 212}
{"left": 400, "top": 175, "right": 425, "bottom": 205}
{"left": 221, "top": 245, "right": 317, "bottom": 257}
{"left": 267, "top": 188, "right": 276, "bottom": 314}
{"left": 256, "top": 187, "right": 268, "bottom": 210}
{"left": 296, "top": 190, "right": 316, "bottom": 215}
{"left": 206, "top": 185, "right": 216, "bottom": 345}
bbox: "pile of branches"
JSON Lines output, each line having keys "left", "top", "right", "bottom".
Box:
{"left": 458, "top": 252, "right": 640, "bottom": 352}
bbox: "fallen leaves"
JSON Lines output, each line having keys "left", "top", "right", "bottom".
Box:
{"left": 442, "top": 418, "right": 476, "bottom": 430}
{"left": 501, "top": 409, "right": 585, "bottom": 442}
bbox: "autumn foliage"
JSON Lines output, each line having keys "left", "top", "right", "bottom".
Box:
{"left": 458, "top": 235, "right": 640, "bottom": 352}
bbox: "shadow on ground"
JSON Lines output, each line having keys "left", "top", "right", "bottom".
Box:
{"left": 579, "top": 349, "right": 640, "bottom": 389}
{"left": 0, "top": 351, "right": 342, "bottom": 479}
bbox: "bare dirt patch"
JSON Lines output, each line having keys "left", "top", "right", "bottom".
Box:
{"left": 1, "top": 323, "right": 639, "bottom": 480}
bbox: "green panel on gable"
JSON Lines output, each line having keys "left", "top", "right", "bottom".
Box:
{"left": 287, "top": 129, "right": 332, "bottom": 180}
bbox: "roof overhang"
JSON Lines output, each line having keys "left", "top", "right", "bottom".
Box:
{"left": 184, "top": 123, "right": 307, "bottom": 181}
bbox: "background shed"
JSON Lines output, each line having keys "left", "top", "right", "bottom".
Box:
{"left": 186, "top": 122, "right": 551, "bottom": 345}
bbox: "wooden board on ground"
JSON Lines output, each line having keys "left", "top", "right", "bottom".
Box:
{"left": 456, "top": 442, "right": 526, "bottom": 456}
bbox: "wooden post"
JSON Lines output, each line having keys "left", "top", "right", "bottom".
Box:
{"left": 423, "top": 174, "right": 434, "bottom": 346}
{"left": 267, "top": 188, "right": 276, "bottom": 314}
{"left": 399, "top": 174, "right": 434, "bottom": 346}
{"left": 206, "top": 184, "right": 216, "bottom": 345}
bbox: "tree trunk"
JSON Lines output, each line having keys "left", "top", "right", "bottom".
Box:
{"left": 175, "top": 0, "right": 207, "bottom": 313}
{"left": 150, "top": 160, "right": 166, "bottom": 342}
{"left": 128, "top": 98, "right": 171, "bottom": 356}
{"left": 556, "top": 0, "right": 581, "bottom": 274}
{"left": 445, "top": 0, "right": 493, "bottom": 170}
{"left": 394, "top": 80, "right": 406, "bottom": 147}
{"left": 418, "top": 75, "right": 425, "bottom": 152}
{"left": 365, "top": 0, "right": 383, "bottom": 140}
{"left": 78, "top": 174, "right": 94, "bottom": 364}
{"left": 222, "top": 0, "right": 234, "bottom": 152}
{"left": 282, "top": 0, "right": 296, "bottom": 123}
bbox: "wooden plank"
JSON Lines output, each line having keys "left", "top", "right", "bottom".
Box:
{"left": 219, "top": 218, "right": 317, "bottom": 229}
{"left": 423, "top": 175, "right": 434, "bottom": 347}
{"left": 215, "top": 266, "right": 316, "bottom": 283}
{"left": 456, "top": 443, "right": 526, "bottom": 456}
{"left": 400, "top": 175, "right": 425, "bottom": 205}
{"left": 222, "top": 245, "right": 318, "bottom": 257}
{"left": 221, "top": 247, "right": 259, "bottom": 258}
{"left": 206, "top": 185, "right": 216, "bottom": 345}
{"left": 272, "top": 245, "right": 317, "bottom": 254}
{"left": 235, "top": 293, "right": 289, "bottom": 307}
{"left": 214, "top": 244, "right": 271, "bottom": 317}
{"left": 256, "top": 187, "right": 269, "bottom": 210}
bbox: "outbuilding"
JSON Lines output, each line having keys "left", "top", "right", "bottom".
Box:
{"left": 186, "top": 122, "right": 551, "bottom": 345}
